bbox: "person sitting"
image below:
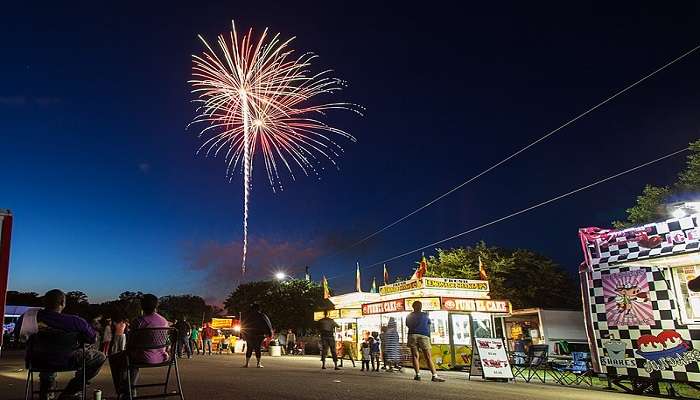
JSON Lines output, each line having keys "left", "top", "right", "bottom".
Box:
{"left": 16, "top": 289, "right": 106, "bottom": 400}
{"left": 109, "top": 293, "right": 170, "bottom": 399}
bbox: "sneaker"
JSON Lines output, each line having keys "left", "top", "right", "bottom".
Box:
{"left": 257, "top": 364, "right": 264, "bottom": 368}
{"left": 414, "top": 375, "right": 421, "bottom": 381}
{"left": 431, "top": 375, "right": 445, "bottom": 382}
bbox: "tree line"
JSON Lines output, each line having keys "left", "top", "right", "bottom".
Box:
{"left": 5, "top": 290, "right": 223, "bottom": 323}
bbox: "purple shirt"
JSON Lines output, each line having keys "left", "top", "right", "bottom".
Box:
{"left": 131, "top": 312, "right": 170, "bottom": 364}
{"left": 36, "top": 309, "right": 97, "bottom": 343}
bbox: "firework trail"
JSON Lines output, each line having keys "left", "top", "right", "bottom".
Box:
{"left": 189, "top": 21, "right": 361, "bottom": 275}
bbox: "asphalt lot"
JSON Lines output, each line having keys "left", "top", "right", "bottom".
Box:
{"left": 0, "top": 351, "right": 639, "bottom": 400}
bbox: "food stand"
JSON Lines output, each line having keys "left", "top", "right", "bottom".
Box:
{"left": 314, "top": 292, "right": 380, "bottom": 360}
{"left": 321, "top": 277, "right": 510, "bottom": 370}
{"left": 498, "top": 308, "right": 589, "bottom": 354}
{"left": 579, "top": 212, "right": 700, "bottom": 391}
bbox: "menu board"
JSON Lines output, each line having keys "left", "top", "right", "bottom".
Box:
{"left": 473, "top": 338, "right": 513, "bottom": 379}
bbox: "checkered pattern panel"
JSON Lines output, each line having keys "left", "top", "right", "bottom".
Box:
{"left": 589, "top": 264, "right": 700, "bottom": 382}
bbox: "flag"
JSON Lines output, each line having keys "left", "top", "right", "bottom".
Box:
{"left": 371, "top": 277, "right": 377, "bottom": 293}
{"left": 305, "top": 266, "right": 310, "bottom": 281}
{"left": 479, "top": 256, "right": 488, "bottom": 280}
{"left": 356, "top": 262, "right": 362, "bottom": 292}
{"left": 383, "top": 264, "right": 389, "bottom": 285}
{"left": 411, "top": 255, "right": 428, "bottom": 280}
{"left": 322, "top": 275, "right": 330, "bottom": 299}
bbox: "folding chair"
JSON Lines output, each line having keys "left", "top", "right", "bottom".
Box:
{"left": 525, "top": 345, "right": 550, "bottom": 383}
{"left": 124, "top": 327, "right": 184, "bottom": 400}
{"left": 550, "top": 351, "right": 594, "bottom": 386}
{"left": 510, "top": 351, "right": 528, "bottom": 381}
{"left": 25, "top": 329, "right": 87, "bottom": 400}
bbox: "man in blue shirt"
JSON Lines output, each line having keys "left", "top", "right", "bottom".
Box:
{"left": 16, "top": 289, "right": 106, "bottom": 399}
{"left": 405, "top": 301, "right": 444, "bottom": 382}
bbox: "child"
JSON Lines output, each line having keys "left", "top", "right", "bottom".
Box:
{"left": 369, "top": 335, "right": 380, "bottom": 371}
{"left": 361, "top": 341, "right": 371, "bottom": 371}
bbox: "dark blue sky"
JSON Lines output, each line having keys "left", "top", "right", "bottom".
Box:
{"left": 2, "top": 2, "right": 699, "bottom": 303}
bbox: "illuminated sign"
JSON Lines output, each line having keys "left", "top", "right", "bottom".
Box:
{"left": 362, "top": 300, "right": 405, "bottom": 315}
{"left": 423, "top": 278, "right": 489, "bottom": 292}
{"left": 379, "top": 279, "right": 421, "bottom": 295}
{"left": 441, "top": 298, "right": 509, "bottom": 313}
{"left": 313, "top": 309, "right": 363, "bottom": 321}
{"left": 211, "top": 318, "right": 234, "bottom": 329}
{"left": 405, "top": 297, "right": 441, "bottom": 311}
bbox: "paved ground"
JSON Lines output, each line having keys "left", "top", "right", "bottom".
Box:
{"left": 0, "top": 351, "right": 640, "bottom": 400}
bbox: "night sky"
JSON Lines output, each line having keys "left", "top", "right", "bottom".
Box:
{"left": 2, "top": 2, "right": 700, "bottom": 304}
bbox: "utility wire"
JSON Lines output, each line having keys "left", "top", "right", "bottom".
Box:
{"left": 327, "top": 146, "right": 689, "bottom": 281}
{"left": 330, "top": 44, "right": 700, "bottom": 259}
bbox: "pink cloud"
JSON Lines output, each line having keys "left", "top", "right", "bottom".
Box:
{"left": 185, "top": 237, "right": 323, "bottom": 301}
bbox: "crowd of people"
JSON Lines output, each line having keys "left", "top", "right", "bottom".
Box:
{"left": 14, "top": 290, "right": 443, "bottom": 399}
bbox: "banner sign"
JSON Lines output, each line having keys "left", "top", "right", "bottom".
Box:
{"left": 0, "top": 211, "right": 13, "bottom": 352}
{"left": 404, "top": 297, "right": 441, "bottom": 311}
{"left": 379, "top": 277, "right": 489, "bottom": 295}
{"left": 379, "top": 279, "right": 421, "bottom": 295}
{"left": 314, "top": 308, "right": 363, "bottom": 321}
{"left": 441, "top": 298, "right": 509, "bottom": 313}
{"left": 423, "top": 277, "right": 489, "bottom": 292}
{"left": 473, "top": 338, "right": 514, "bottom": 379}
{"left": 211, "top": 318, "right": 234, "bottom": 329}
{"left": 362, "top": 299, "right": 405, "bottom": 315}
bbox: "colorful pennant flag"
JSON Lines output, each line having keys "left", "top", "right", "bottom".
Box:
{"left": 383, "top": 264, "right": 389, "bottom": 285}
{"left": 356, "top": 262, "right": 362, "bottom": 292}
{"left": 371, "top": 277, "right": 377, "bottom": 293}
{"left": 305, "top": 266, "right": 310, "bottom": 281}
{"left": 322, "top": 275, "right": 330, "bottom": 299}
{"left": 411, "top": 254, "right": 428, "bottom": 280}
{"left": 479, "top": 256, "right": 489, "bottom": 280}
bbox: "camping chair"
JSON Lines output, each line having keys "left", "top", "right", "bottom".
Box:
{"left": 124, "top": 327, "right": 184, "bottom": 400}
{"left": 510, "top": 350, "right": 529, "bottom": 381}
{"left": 25, "top": 329, "right": 87, "bottom": 400}
{"left": 525, "top": 345, "right": 551, "bottom": 383}
{"left": 552, "top": 352, "right": 593, "bottom": 386}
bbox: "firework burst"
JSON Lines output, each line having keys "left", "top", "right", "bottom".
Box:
{"left": 189, "top": 21, "right": 361, "bottom": 274}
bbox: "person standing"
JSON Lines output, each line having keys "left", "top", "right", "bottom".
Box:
{"left": 201, "top": 323, "right": 214, "bottom": 355}
{"left": 278, "top": 330, "right": 287, "bottom": 355}
{"left": 286, "top": 329, "right": 296, "bottom": 355}
{"left": 316, "top": 310, "right": 340, "bottom": 370}
{"left": 112, "top": 316, "right": 127, "bottom": 354}
{"left": 406, "top": 301, "right": 444, "bottom": 382}
{"left": 241, "top": 303, "right": 273, "bottom": 368}
{"left": 101, "top": 317, "right": 113, "bottom": 354}
{"left": 383, "top": 317, "right": 402, "bottom": 371}
{"left": 370, "top": 334, "right": 381, "bottom": 371}
{"left": 174, "top": 317, "right": 192, "bottom": 358}
{"left": 360, "top": 340, "right": 371, "bottom": 371}
{"left": 189, "top": 324, "right": 200, "bottom": 355}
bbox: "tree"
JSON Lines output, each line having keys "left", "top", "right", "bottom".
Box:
{"left": 64, "top": 291, "right": 90, "bottom": 316}
{"left": 615, "top": 139, "right": 700, "bottom": 228}
{"left": 224, "top": 279, "right": 326, "bottom": 334}
{"left": 426, "top": 242, "right": 581, "bottom": 310}
{"left": 5, "top": 291, "right": 43, "bottom": 307}
{"left": 158, "top": 295, "right": 220, "bottom": 323}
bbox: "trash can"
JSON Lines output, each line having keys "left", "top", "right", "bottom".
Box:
{"left": 269, "top": 345, "right": 282, "bottom": 357}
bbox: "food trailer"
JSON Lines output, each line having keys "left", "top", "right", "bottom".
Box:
{"left": 498, "top": 308, "right": 589, "bottom": 354}
{"left": 314, "top": 292, "right": 380, "bottom": 360}
{"left": 321, "top": 277, "right": 510, "bottom": 370}
{"left": 579, "top": 212, "right": 700, "bottom": 392}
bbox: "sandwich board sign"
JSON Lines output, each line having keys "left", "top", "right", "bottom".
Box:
{"left": 471, "top": 338, "right": 513, "bottom": 380}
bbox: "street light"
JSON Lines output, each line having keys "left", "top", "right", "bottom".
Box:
{"left": 274, "top": 272, "right": 287, "bottom": 280}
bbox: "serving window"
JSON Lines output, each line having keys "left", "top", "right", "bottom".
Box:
{"left": 673, "top": 265, "right": 700, "bottom": 324}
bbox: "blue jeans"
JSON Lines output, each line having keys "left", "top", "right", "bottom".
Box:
{"left": 177, "top": 336, "right": 191, "bottom": 357}
{"left": 203, "top": 338, "right": 212, "bottom": 355}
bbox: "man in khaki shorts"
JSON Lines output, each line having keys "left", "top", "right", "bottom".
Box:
{"left": 406, "top": 301, "right": 445, "bottom": 382}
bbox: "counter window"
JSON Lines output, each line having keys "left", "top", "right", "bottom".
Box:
{"left": 673, "top": 265, "right": 700, "bottom": 323}
{"left": 451, "top": 314, "right": 471, "bottom": 345}
{"left": 428, "top": 311, "right": 450, "bottom": 344}
{"left": 472, "top": 312, "right": 493, "bottom": 338}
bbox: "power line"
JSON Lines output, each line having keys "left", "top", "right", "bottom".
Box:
{"left": 327, "top": 146, "right": 689, "bottom": 281}
{"left": 330, "top": 44, "right": 700, "bottom": 259}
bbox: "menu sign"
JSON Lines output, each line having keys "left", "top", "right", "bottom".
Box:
{"left": 362, "top": 299, "right": 405, "bottom": 315}
{"left": 474, "top": 338, "right": 513, "bottom": 379}
{"left": 404, "top": 297, "right": 441, "bottom": 311}
{"left": 423, "top": 277, "right": 489, "bottom": 292}
{"left": 379, "top": 279, "right": 421, "bottom": 295}
{"left": 442, "top": 298, "right": 509, "bottom": 313}
{"left": 211, "top": 318, "right": 234, "bottom": 329}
